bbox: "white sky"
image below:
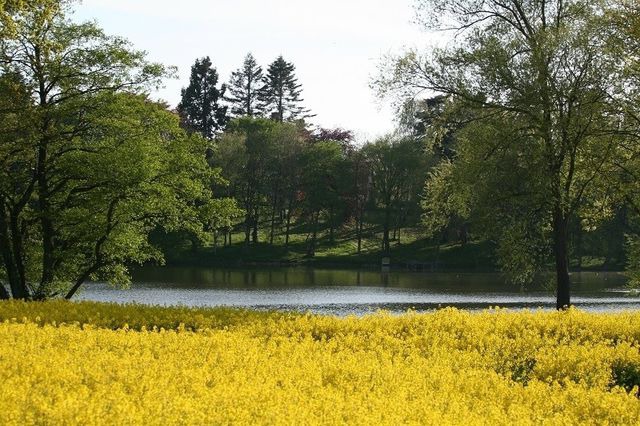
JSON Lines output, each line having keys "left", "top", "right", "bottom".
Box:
{"left": 72, "top": 0, "right": 434, "bottom": 142}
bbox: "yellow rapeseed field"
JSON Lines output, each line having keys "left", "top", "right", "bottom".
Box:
{"left": 1, "top": 301, "right": 640, "bottom": 425}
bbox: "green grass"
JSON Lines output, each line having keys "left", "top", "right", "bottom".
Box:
{"left": 164, "top": 221, "right": 499, "bottom": 271}
{"left": 158, "top": 219, "right": 622, "bottom": 272}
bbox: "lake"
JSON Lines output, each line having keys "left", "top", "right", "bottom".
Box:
{"left": 77, "top": 267, "right": 640, "bottom": 315}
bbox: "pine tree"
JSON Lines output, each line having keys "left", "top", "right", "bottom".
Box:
{"left": 226, "top": 53, "right": 265, "bottom": 117}
{"left": 178, "top": 56, "right": 228, "bottom": 138}
{"left": 261, "top": 56, "right": 313, "bottom": 122}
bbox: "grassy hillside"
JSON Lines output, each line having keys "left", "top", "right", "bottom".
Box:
{"left": 162, "top": 222, "right": 499, "bottom": 270}
{"left": 159, "top": 221, "right": 622, "bottom": 272}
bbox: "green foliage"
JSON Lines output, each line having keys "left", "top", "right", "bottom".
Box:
{"left": 376, "top": 0, "right": 640, "bottom": 303}
{"left": 178, "top": 56, "right": 228, "bottom": 139}
{"left": 422, "top": 160, "right": 469, "bottom": 237}
{"left": 261, "top": 56, "right": 313, "bottom": 122}
{"left": 226, "top": 53, "right": 266, "bottom": 118}
{"left": 204, "top": 198, "right": 244, "bottom": 236}
{"left": 363, "top": 136, "right": 428, "bottom": 253}
{"left": 433, "top": 114, "right": 553, "bottom": 284}
{"left": 212, "top": 117, "right": 308, "bottom": 245}
{"left": 0, "top": 0, "right": 61, "bottom": 38}
{"left": 611, "top": 360, "right": 640, "bottom": 394}
{"left": 299, "top": 140, "right": 354, "bottom": 253}
{"left": 299, "top": 141, "right": 347, "bottom": 215}
{"left": 624, "top": 235, "right": 640, "bottom": 288}
{"left": 0, "top": 2, "right": 234, "bottom": 299}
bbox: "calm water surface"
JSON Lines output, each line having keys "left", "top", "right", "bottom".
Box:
{"left": 77, "top": 267, "right": 640, "bottom": 315}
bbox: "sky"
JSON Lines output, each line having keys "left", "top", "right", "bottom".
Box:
{"left": 72, "top": 0, "right": 433, "bottom": 142}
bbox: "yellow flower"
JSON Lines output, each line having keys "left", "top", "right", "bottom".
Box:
{"left": 0, "top": 301, "right": 639, "bottom": 425}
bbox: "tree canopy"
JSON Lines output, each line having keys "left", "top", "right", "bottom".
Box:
{"left": 178, "top": 56, "right": 228, "bottom": 139}
{"left": 261, "top": 56, "right": 313, "bottom": 123}
{"left": 0, "top": 1, "right": 229, "bottom": 300}
{"left": 375, "top": 0, "right": 640, "bottom": 307}
{"left": 226, "top": 53, "right": 266, "bottom": 118}
{"left": 4, "top": 0, "right": 640, "bottom": 306}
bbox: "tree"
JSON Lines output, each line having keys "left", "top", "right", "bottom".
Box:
{"left": 211, "top": 131, "right": 248, "bottom": 246}
{"left": 299, "top": 141, "right": 348, "bottom": 256}
{"left": 376, "top": 0, "right": 636, "bottom": 308}
{"left": 226, "top": 53, "right": 266, "bottom": 118}
{"left": 362, "top": 136, "right": 427, "bottom": 254}
{"left": 213, "top": 117, "right": 308, "bottom": 247}
{"left": 178, "top": 56, "right": 228, "bottom": 139}
{"left": 1, "top": 0, "right": 55, "bottom": 37}
{"left": 349, "top": 148, "right": 371, "bottom": 253}
{"left": 261, "top": 56, "right": 313, "bottom": 122}
{"left": 0, "top": 2, "right": 224, "bottom": 300}
{"left": 0, "top": 71, "right": 35, "bottom": 300}
{"left": 312, "top": 127, "right": 368, "bottom": 249}
{"left": 399, "top": 96, "right": 456, "bottom": 161}
{"left": 407, "top": 96, "right": 473, "bottom": 246}
{"left": 312, "top": 127, "right": 355, "bottom": 154}
{"left": 263, "top": 122, "right": 306, "bottom": 245}
{"left": 606, "top": 2, "right": 640, "bottom": 286}
{"left": 203, "top": 198, "right": 244, "bottom": 253}
{"left": 215, "top": 117, "right": 276, "bottom": 245}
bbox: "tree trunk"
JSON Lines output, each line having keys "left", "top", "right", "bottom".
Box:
{"left": 0, "top": 209, "right": 29, "bottom": 299}
{"left": 356, "top": 212, "right": 363, "bottom": 254}
{"left": 329, "top": 206, "right": 335, "bottom": 244}
{"left": 382, "top": 207, "right": 391, "bottom": 254}
{"left": 35, "top": 63, "right": 55, "bottom": 299}
{"left": 65, "top": 264, "right": 100, "bottom": 300}
{"left": 0, "top": 284, "right": 9, "bottom": 300}
{"left": 277, "top": 97, "right": 284, "bottom": 122}
{"left": 459, "top": 223, "right": 468, "bottom": 246}
{"left": 307, "top": 210, "right": 319, "bottom": 257}
{"left": 9, "top": 214, "right": 27, "bottom": 293}
{"left": 269, "top": 195, "right": 277, "bottom": 245}
{"left": 252, "top": 206, "right": 259, "bottom": 243}
{"left": 435, "top": 228, "right": 446, "bottom": 265}
{"left": 285, "top": 198, "right": 293, "bottom": 247}
{"left": 244, "top": 212, "right": 251, "bottom": 246}
{"left": 189, "top": 234, "right": 200, "bottom": 252}
{"left": 382, "top": 227, "right": 390, "bottom": 254}
{"left": 37, "top": 144, "right": 56, "bottom": 296}
{"left": 553, "top": 208, "right": 571, "bottom": 309}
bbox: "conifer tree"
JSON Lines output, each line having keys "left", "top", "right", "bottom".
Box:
{"left": 226, "top": 53, "right": 265, "bottom": 117}
{"left": 178, "top": 56, "right": 228, "bottom": 138}
{"left": 261, "top": 56, "right": 313, "bottom": 122}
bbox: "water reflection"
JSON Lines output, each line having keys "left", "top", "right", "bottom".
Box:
{"left": 129, "top": 266, "right": 627, "bottom": 292}
{"left": 76, "top": 267, "right": 639, "bottom": 316}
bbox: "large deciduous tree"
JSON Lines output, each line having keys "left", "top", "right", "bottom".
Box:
{"left": 0, "top": 1, "right": 222, "bottom": 300}
{"left": 608, "top": 2, "right": 640, "bottom": 286}
{"left": 375, "top": 0, "right": 637, "bottom": 308}
{"left": 178, "top": 56, "right": 228, "bottom": 139}
{"left": 215, "top": 117, "right": 275, "bottom": 245}
{"left": 299, "top": 140, "right": 350, "bottom": 256}
{"left": 213, "top": 117, "right": 307, "bottom": 247}
{"left": 363, "top": 136, "right": 427, "bottom": 254}
{"left": 263, "top": 123, "right": 307, "bottom": 245}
